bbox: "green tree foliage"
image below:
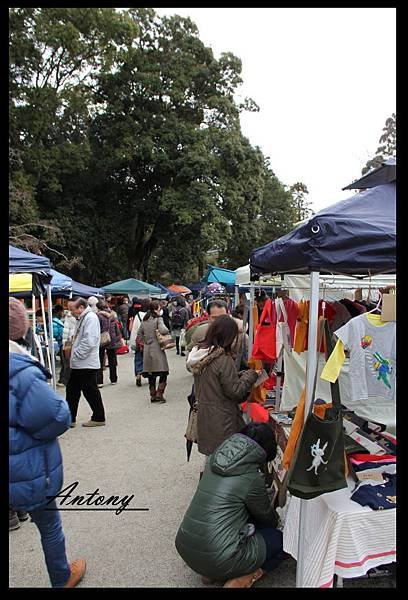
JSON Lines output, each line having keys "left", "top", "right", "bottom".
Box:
{"left": 289, "top": 182, "right": 314, "bottom": 222}
{"left": 362, "top": 113, "right": 396, "bottom": 175}
{"left": 9, "top": 7, "right": 297, "bottom": 285}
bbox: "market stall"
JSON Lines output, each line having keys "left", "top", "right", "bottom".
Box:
{"left": 9, "top": 245, "right": 57, "bottom": 389}
{"left": 102, "top": 278, "right": 163, "bottom": 298}
{"left": 249, "top": 181, "right": 396, "bottom": 587}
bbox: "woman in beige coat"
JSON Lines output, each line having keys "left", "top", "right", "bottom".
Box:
{"left": 137, "top": 300, "right": 170, "bottom": 403}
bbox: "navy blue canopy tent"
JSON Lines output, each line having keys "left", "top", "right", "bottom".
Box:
{"left": 71, "top": 280, "right": 105, "bottom": 298}
{"left": 250, "top": 183, "right": 396, "bottom": 277}
{"left": 342, "top": 158, "right": 396, "bottom": 190}
{"left": 9, "top": 244, "right": 51, "bottom": 274}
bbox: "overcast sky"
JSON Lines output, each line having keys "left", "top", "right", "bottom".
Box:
{"left": 153, "top": 7, "right": 396, "bottom": 212}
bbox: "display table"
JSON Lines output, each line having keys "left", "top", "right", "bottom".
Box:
{"left": 283, "top": 478, "right": 396, "bottom": 587}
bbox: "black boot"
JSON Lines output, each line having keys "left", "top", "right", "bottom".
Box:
{"left": 136, "top": 374, "right": 142, "bottom": 387}
{"left": 149, "top": 383, "right": 157, "bottom": 402}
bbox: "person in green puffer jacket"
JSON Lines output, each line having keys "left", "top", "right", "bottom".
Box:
{"left": 175, "top": 423, "right": 284, "bottom": 588}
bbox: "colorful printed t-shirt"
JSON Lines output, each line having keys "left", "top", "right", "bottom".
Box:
{"left": 332, "top": 314, "right": 396, "bottom": 402}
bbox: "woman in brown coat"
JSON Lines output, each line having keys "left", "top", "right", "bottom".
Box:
{"left": 137, "top": 300, "right": 170, "bottom": 403}
{"left": 186, "top": 315, "right": 259, "bottom": 456}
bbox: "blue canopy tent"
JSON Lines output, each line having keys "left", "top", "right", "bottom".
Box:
{"left": 8, "top": 245, "right": 56, "bottom": 387}
{"left": 10, "top": 268, "right": 72, "bottom": 298}
{"left": 153, "top": 282, "right": 179, "bottom": 297}
{"left": 9, "top": 244, "right": 51, "bottom": 275}
{"left": 71, "top": 280, "right": 105, "bottom": 298}
{"left": 202, "top": 264, "right": 236, "bottom": 286}
{"left": 249, "top": 182, "right": 396, "bottom": 588}
{"left": 342, "top": 157, "right": 396, "bottom": 190}
{"left": 250, "top": 183, "right": 396, "bottom": 277}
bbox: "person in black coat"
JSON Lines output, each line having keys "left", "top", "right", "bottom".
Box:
{"left": 160, "top": 298, "right": 171, "bottom": 330}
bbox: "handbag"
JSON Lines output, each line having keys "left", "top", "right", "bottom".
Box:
{"left": 100, "top": 330, "right": 111, "bottom": 347}
{"left": 251, "top": 298, "right": 277, "bottom": 362}
{"left": 155, "top": 319, "right": 176, "bottom": 350}
{"left": 287, "top": 318, "right": 347, "bottom": 500}
{"left": 63, "top": 340, "right": 72, "bottom": 359}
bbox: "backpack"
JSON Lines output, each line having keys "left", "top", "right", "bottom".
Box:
{"left": 171, "top": 307, "right": 185, "bottom": 329}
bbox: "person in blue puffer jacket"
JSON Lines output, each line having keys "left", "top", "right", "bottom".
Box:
{"left": 9, "top": 297, "right": 86, "bottom": 588}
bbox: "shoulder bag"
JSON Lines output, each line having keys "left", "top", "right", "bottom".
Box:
{"left": 155, "top": 318, "right": 176, "bottom": 350}
{"left": 287, "top": 318, "right": 347, "bottom": 500}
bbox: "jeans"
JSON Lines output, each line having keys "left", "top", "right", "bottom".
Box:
{"left": 256, "top": 525, "right": 284, "bottom": 572}
{"left": 66, "top": 368, "right": 106, "bottom": 423}
{"left": 134, "top": 349, "right": 144, "bottom": 376}
{"left": 28, "top": 500, "right": 71, "bottom": 587}
{"left": 97, "top": 348, "right": 118, "bottom": 384}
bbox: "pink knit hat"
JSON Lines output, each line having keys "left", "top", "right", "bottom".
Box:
{"left": 9, "top": 297, "right": 29, "bottom": 341}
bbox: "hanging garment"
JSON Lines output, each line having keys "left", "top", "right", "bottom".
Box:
{"left": 330, "top": 300, "right": 353, "bottom": 332}
{"left": 251, "top": 298, "right": 277, "bottom": 363}
{"left": 293, "top": 300, "right": 308, "bottom": 353}
{"left": 322, "top": 313, "right": 396, "bottom": 403}
{"left": 275, "top": 297, "right": 292, "bottom": 357}
{"left": 281, "top": 297, "right": 298, "bottom": 346}
{"left": 294, "top": 300, "right": 336, "bottom": 354}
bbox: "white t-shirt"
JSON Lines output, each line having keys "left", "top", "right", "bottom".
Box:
{"left": 334, "top": 314, "right": 396, "bottom": 402}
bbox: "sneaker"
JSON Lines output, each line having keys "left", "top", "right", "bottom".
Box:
{"left": 151, "top": 397, "right": 166, "bottom": 404}
{"left": 223, "top": 568, "right": 265, "bottom": 588}
{"left": 63, "top": 558, "right": 86, "bottom": 588}
{"left": 70, "top": 422, "right": 76, "bottom": 428}
{"left": 97, "top": 384, "right": 104, "bottom": 388}
{"left": 9, "top": 511, "right": 20, "bottom": 531}
{"left": 17, "top": 511, "right": 29, "bottom": 522}
{"left": 180, "top": 352, "right": 186, "bottom": 357}
{"left": 110, "top": 381, "right": 117, "bottom": 385}
{"left": 82, "top": 420, "right": 106, "bottom": 427}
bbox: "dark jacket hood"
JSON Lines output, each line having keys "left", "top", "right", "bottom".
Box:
{"left": 210, "top": 433, "right": 266, "bottom": 477}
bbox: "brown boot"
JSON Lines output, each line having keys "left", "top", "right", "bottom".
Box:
{"left": 223, "top": 568, "right": 265, "bottom": 588}
{"left": 149, "top": 383, "right": 157, "bottom": 402}
{"left": 153, "top": 381, "right": 167, "bottom": 403}
{"left": 63, "top": 557, "right": 86, "bottom": 587}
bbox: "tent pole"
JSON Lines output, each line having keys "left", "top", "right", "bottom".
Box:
{"left": 296, "top": 270, "right": 320, "bottom": 588}
{"left": 234, "top": 285, "right": 239, "bottom": 309}
{"left": 39, "top": 293, "right": 52, "bottom": 376}
{"left": 248, "top": 282, "right": 255, "bottom": 358}
{"left": 47, "top": 284, "right": 57, "bottom": 390}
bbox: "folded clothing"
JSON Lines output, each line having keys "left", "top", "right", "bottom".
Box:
{"left": 351, "top": 473, "right": 396, "bottom": 510}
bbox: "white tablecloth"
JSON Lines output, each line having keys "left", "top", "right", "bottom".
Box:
{"left": 283, "top": 479, "right": 396, "bottom": 587}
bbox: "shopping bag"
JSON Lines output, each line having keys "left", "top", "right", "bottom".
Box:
{"left": 251, "top": 298, "right": 277, "bottom": 362}
{"left": 287, "top": 319, "right": 347, "bottom": 499}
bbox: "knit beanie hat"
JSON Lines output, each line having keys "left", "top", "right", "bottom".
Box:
{"left": 9, "top": 297, "right": 29, "bottom": 341}
{"left": 87, "top": 296, "right": 98, "bottom": 306}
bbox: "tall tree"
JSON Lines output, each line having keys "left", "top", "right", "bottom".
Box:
{"left": 362, "top": 112, "right": 396, "bottom": 175}
{"left": 289, "top": 182, "right": 313, "bottom": 222}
